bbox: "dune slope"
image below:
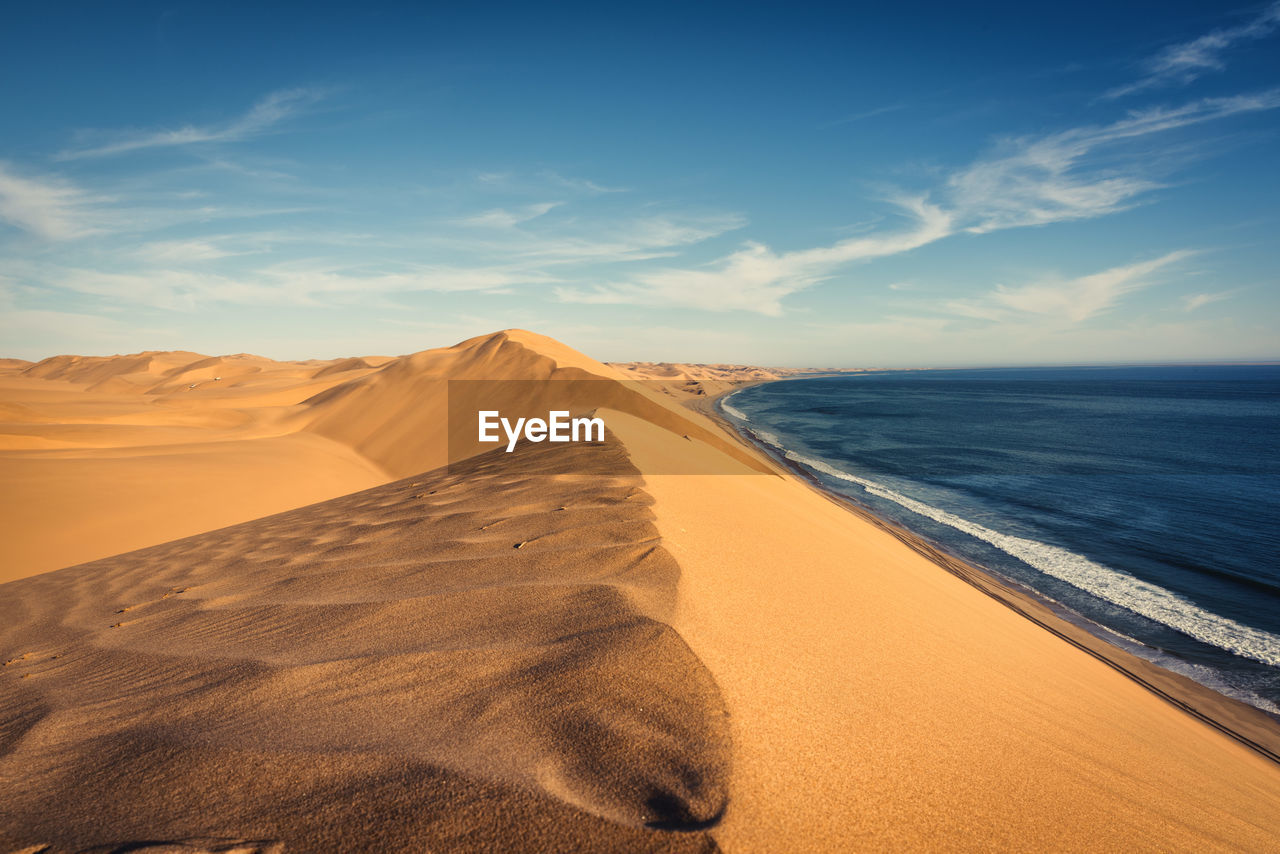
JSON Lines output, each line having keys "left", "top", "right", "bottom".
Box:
{"left": 0, "top": 330, "right": 762, "bottom": 580}
{"left": 3, "top": 330, "right": 1279, "bottom": 852}
{"left": 612, "top": 413, "right": 1280, "bottom": 852}
{"left": 0, "top": 436, "right": 729, "bottom": 853}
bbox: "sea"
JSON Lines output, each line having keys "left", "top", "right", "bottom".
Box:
{"left": 720, "top": 365, "right": 1280, "bottom": 714}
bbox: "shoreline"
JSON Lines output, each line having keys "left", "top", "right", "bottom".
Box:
{"left": 695, "top": 379, "right": 1280, "bottom": 765}
{"left": 7, "top": 334, "right": 1280, "bottom": 849}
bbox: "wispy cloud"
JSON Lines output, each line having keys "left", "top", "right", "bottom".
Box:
{"left": 433, "top": 213, "right": 746, "bottom": 265}
{"left": 820, "top": 103, "right": 907, "bottom": 129}
{"left": 948, "top": 90, "right": 1280, "bottom": 232}
{"left": 541, "top": 171, "right": 628, "bottom": 193}
{"left": 944, "top": 251, "right": 1196, "bottom": 323}
{"left": 1107, "top": 2, "right": 1280, "bottom": 99}
{"left": 126, "top": 230, "right": 374, "bottom": 265}
{"left": 131, "top": 238, "right": 251, "bottom": 264}
{"left": 3, "top": 179, "right": 747, "bottom": 317}
{"left": 554, "top": 88, "right": 1276, "bottom": 315}
{"left": 557, "top": 197, "right": 951, "bottom": 315}
{"left": 56, "top": 88, "right": 327, "bottom": 160}
{"left": 456, "top": 201, "right": 561, "bottom": 228}
{"left": 40, "top": 262, "right": 550, "bottom": 311}
{"left": 1181, "top": 290, "right": 1235, "bottom": 311}
{"left": 0, "top": 162, "right": 102, "bottom": 239}
{"left": 517, "top": 215, "right": 745, "bottom": 262}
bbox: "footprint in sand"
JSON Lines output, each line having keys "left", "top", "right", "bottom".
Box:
{"left": 118, "top": 585, "right": 187, "bottom": 616}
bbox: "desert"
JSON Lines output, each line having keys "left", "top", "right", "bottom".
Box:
{"left": 2, "top": 330, "right": 1278, "bottom": 852}
{"left": 4, "top": 2, "right": 1280, "bottom": 850}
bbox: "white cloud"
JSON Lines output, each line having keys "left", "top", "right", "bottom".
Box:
{"left": 4, "top": 183, "right": 747, "bottom": 321}
{"left": 8, "top": 78, "right": 1268, "bottom": 329}
{"left": 432, "top": 212, "right": 746, "bottom": 266}
{"left": 57, "top": 88, "right": 327, "bottom": 160}
{"left": 128, "top": 231, "right": 376, "bottom": 264}
{"left": 551, "top": 89, "right": 1277, "bottom": 315}
{"left": 42, "top": 262, "right": 549, "bottom": 310}
{"left": 523, "top": 214, "right": 745, "bottom": 262}
{"left": 132, "top": 238, "right": 247, "bottom": 264}
{"left": 938, "top": 299, "right": 1010, "bottom": 322}
{"left": 1107, "top": 3, "right": 1280, "bottom": 99}
{"left": 541, "top": 171, "right": 628, "bottom": 193}
{"left": 0, "top": 163, "right": 102, "bottom": 240}
{"left": 456, "top": 201, "right": 561, "bottom": 228}
{"left": 944, "top": 251, "right": 1195, "bottom": 324}
{"left": 557, "top": 198, "right": 952, "bottom": 315}
{"left": 1181, "top": 290, "right": 1234, "bottom": 311}
{"left": 948, "top": 91, "right": 1280, "bottom": 232}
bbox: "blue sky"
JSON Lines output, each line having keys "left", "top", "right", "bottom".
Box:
{"left": 1, "top": 1, "right": 1277, "bottom": 367}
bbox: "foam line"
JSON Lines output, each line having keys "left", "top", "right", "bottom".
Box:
{"left": 750, "top": 428, "right": 1280, "bottom": 669}
{"left": 720, "top": 393, "right": 749, "bottom": 422}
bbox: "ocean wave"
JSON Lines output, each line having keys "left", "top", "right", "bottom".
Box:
{"left": 760, "top": 435, "right": 1280, "bottom": 669}
{"left": 720, "top": 393, "right": 749, "bottom": 422}
{"left": 748, "top": 427, "right": 782, "bottom": 447}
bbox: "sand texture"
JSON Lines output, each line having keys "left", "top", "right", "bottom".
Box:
{"left": 2, "top": 330, "right": 1279, "bottom": 851}
{"left": 606, "top": 361, "right": 861, "bottom": 402}
{"left": 0, "top": 437, "right": 728, "bottom": 852}
{"left": 0, "top": 332, "right": 756, "bottom": 581}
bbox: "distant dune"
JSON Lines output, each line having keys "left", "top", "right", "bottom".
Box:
{"left": 0, "top": 332, "right": 766, "bottom": 580}
{"left": 0, "top": 348, "right": 389, "bottom": 579}
{"left": 608, "top": 360, "right": 837, "bottom": 400}
{"left": 310, "top": 356, "right": 379, "bottom": 378}
{"left": 2, "top": 330, "right": 1278, "bottom": 851}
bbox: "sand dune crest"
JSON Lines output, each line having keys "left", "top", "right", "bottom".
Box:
{"left": 0, "top": 436, "right": 730, "bottom": 852}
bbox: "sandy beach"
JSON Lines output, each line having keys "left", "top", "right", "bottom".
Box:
{"left": 2, "top": 330, "right": 1279, "bottom": 852}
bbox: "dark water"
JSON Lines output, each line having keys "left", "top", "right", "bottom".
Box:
{"left": 721, "top": 366, "right": 1280, "bottom": 713}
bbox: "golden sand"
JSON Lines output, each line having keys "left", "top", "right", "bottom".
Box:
{"left": 1, "top": 331, "right": 1278, "bottom": 851}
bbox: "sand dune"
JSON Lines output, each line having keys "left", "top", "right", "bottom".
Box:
{"left": 302, "top": 331, "right": 766, "bottom": 478}
{"left": 0, "top": 331, "right": 763, "bottom": 580}
{"left": 0, "top": 354, "right": 387, "bottom": 580}
{"left": 612, "top": 414, "right": 1280, "bottom": 851}
{"left": 2, "top": 330, "right": 1279, "bottom": 851}
{"left": 608, "top": 361, "right": 799, "bottom": 401}
{"left": 310, "top": 356, "right": 377, "bottom": 378}
{"left": 607, "top": 361, "right": 866, "bottom": 403}
{"left": 608, "top": 361, "right": 795, "bottom": 384}
{"left": 0, "top": 438, "right": 727, "bottom": 852}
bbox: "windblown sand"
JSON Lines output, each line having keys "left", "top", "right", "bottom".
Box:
{"left": 0, "top": 438, "right": 727, "bottom": 852}
{"left": 2, "top": 330, "right": 1279, "bottom": 852}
